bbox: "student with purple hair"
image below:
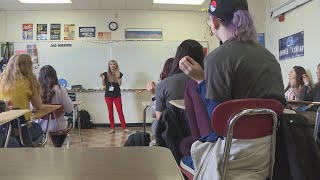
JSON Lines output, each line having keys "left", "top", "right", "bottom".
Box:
{"left": 179, "top": 0, "right": 286, "bottom": 178}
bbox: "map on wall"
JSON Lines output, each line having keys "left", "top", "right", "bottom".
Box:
{"left": 279, "top": 31, "right": 304, "bottom": 61}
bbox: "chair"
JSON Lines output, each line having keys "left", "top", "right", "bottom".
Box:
{"left": 46, "top": 105, "right": 72, "bottom": 148}
{"left": 18, "top": 105, "right": 71, "bottom": 148}
{"left": 180, "top": 98, "right": 283, "bottom": 180}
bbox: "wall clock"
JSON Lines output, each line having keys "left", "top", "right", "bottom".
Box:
{"left": 109, "top": 22, "right": 118, "bottom": 31}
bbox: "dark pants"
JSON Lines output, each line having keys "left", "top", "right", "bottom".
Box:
{"left": 50, "top": 134, "right": 67, "bottom": 147}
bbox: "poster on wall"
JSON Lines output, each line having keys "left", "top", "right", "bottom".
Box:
{"left": 37, "top": 24, "right": 48, "bottom": 40}
{"left": 27, "top": 44, "right": 38, "bottom": 64}
{"left": 22, "top": 24, "right": 33, "bottom": 40}
{"left": 79, "top": 27, "right": 96, "bottom": 37}
{"left": 125, "top": 28, "right": 162, "bottom": 41}
{"left": 98, "top": 32, "right": 111, "bottom": 40}
{"left": 64, "top": 24, "right": 75, "bottom": 40}
{"left": 50, "top": 24, "right": 61, "bottom": 40}
{"left": 259, "top": 33, "right": 265, "bottom": 47}
{"left": 279, "top": 31, "right": 304, "bottom": 61}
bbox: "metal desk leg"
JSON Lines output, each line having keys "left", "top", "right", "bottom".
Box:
{"left": 4, "top": 123, "right": 12, "bottom": 148}
{"left": 76, "top": 105, "right": 82, "bottom": 147}
{"left": 39, "top": 114, "right": 51, "bottom": 146}
{"left": 143, "top": 105, "right": 149, "bottom": 133}
{"left": 314, "top": 106, "right": 320, "bottom": 141}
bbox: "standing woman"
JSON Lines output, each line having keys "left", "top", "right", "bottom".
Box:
{"left": 100, "top": 60, "right": 130, "bottom": 134}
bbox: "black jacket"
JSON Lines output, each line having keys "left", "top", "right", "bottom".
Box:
{"left": 273, "top": 113, "right": 320, "bottom": 180}
{"left": 155, "top": 105, "right": 190, "bottom": 162}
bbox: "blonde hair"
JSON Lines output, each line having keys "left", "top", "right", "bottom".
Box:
{"left": 107, "top": 60, "right": 121, "bottom": 82}
{"left": 0, "top": 54, "right": 42, "bottom": 95}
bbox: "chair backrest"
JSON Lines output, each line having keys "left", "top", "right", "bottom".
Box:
{"left": 212, "top": 99, "right": 284, "bottom": 139}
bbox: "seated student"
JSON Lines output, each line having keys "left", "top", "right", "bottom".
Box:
{"left": 0, "top": 99, "right": 20, "bottom": 148}
{"left": 0, "top": 54, "right": 43, "bottom": 145}
{"left": 285, "top": 66, "right": 311, "bottom": 102}
{"left": 155, "top": 39, "right": 205, "bottom": 162}
{"left": 37, "top": 65, "right": 73, "bottom": 147}
{"left": 155, "top": 40, "right": 204, "bottom": 120}
{"left": 146, "top": 57, "right": 173, "bottom": 134}
{"left": 300, "top": 63, "right": 320, "bottom": 111}
{"left": 179, "top": 0, "right": 286, "bottom": 178}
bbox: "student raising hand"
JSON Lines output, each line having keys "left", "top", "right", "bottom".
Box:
{"left": 179, "top": 56, "right": 205, "bottom": 84}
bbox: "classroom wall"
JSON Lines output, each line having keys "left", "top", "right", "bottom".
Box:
{"left": 2, "top": 10, "right": 218, "bottom": 50}
{"left": 0, "top": 3, "right": 267, "bottom": 124}
{"left": 265, "top": 0, "right": 320, "bottom": 86}
{"left": 0, "top": 11, "right": 5, "bottom": 42}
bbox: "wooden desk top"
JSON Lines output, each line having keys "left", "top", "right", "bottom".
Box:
{"left": 0, "top": 109, "right": 31, "bottom": 126}
{"left": 141, "top": 101, "right": 150, "bottom": 107}
{"left": 169, "top": 100, "right": 185, "bottom": 109}
{"left": 31, "top": 104, "right": 62, "bottom": 119}
{"left": 73, "top": 101, "right": 85, "bottom": 106}
{"left": 287, "top": 100, "right": 320, "bottom": 105}
{"left": 0, "top": 147, "right": 184, "bottom": 180}
{"left": 287, "top": 100, "right": 313, "bottom": 104}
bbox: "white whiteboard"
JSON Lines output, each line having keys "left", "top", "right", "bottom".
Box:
{"left": 14, "top": 41, "right": 208, "bottom": 89}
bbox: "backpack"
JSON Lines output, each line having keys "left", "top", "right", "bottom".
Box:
{"left": 76, "top": 110, "right": 93, "bottom": 129}
{"left": 124, "top": 131, "right": 151, "bottom": 146}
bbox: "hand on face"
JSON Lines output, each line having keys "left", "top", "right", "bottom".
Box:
{"left": 302, "top": 74, "right": 310, "bottom": 85}
{"left": 179, "top": 56, "right": 205, "bottom": 84}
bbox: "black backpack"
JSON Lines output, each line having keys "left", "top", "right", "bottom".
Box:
{"left": 124, "top": 131, "right": 151, "bottom": 146}
{"left": 76, "top": 110, "right": 93, "bottom": 129}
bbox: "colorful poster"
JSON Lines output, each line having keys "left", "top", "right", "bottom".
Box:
{"left": 259, "top": 33, "right": 265, "bottom": 47}
{"left": 79, "top": 27, "right": 96, "bottom": 37}
{"left": 279, "top": 31, "right": 304, "bottom": 61}
{"left": 27, "top": 44, "right": 38, "bottom": 64}
{"left": 64, "top": 24, "right": 75, "bottom": 40}
{"left": 98, "top": 32, "right": 111, "bottom": 40}
{"left": 50, "top": 24, "right": 61, "bottom": 40}
{"left": 37, "top": 24, "right": 48, "bottom": 40}
{"left": 22, "top": 24, "right": 33, "bottom": 40}
{"left": 14, "top": 50, "right": 27, "bottom": 54}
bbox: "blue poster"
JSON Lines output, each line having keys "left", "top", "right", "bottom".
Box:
{"left": 258, "top": 33, "right": 265, "bottom": 47}
{"left": 79, "top": 27, "right": 96, "bottom": 37}
{"left": 279, "top": 31, "right": 304, "bottom": 61}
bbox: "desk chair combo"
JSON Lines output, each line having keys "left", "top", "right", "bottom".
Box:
{"left": 180, "top": 99, "right": 283, "bottom": 180}
{"left": 17, "top": 104, "right": 64, "bottom": 147}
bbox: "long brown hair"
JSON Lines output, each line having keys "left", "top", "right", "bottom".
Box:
{"left": 0, "top": 54, "right": 41, "bottom": 95}
{"left": 107, "top": 60, "right": 121, "bottom": 82}
{"left": 285, "top": 66, "right": 307, "bottom": 91}
{"left": 160, "top": 58, "right": 174, "bottom": 80}
{"left": 38, "top": 65, "right": 59, "bottom": 103}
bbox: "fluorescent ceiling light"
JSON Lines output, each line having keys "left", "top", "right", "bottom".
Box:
{"left": 153, "top": 0, "right": 205, "bottom": 5}
{"left": 19, "top": 0, "right": 72, "bottom": 3}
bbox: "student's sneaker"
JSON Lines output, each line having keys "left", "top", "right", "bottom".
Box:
{"left": 180, "top": 156, "right": 195, "bottom": 175}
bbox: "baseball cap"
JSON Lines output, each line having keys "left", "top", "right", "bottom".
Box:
{"left": 209, "top": 0, "right": 249, "bottom": 21}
